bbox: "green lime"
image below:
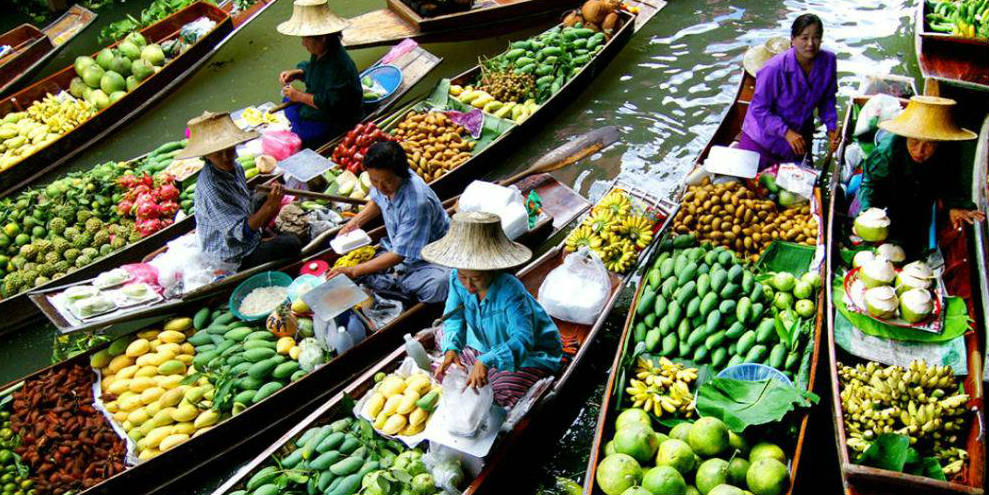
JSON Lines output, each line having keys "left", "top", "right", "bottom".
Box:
{"left": 0, "top": 235, "right": 9, "bottom": 249}
{"left": 0, "top": 474, "right": 11, "bottom": 484}
{"left": 13, "top": 235, "right": 28, "bottom": 247}
{"left": 2, "top": 224, "right": 20, "bottom": 237}
{"left": 30, "top": 226, "right": 45, "bottom": 238}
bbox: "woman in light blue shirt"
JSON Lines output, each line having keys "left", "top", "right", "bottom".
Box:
{"left": 423, "top": 211, "right": 562, "bottom": 407}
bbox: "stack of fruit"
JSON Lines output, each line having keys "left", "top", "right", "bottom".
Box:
{"left": 564, "top": 189, "right": 658, "bottom": 273}
{"left": 330, "top": 122, "right": 395, "bottom": 174}
{"left": 838, "top": 359, "right": 970, "bottom": 475}
{"left": 362, "top": 370, "right": 441, "bottom": 437}
{"left": 632, "top": 239, "right": 816, "bottom": 377}
{"left": 325, "top": 169, "right": 373, "bottom": 200}
{"left": 450, "top": 84, "right": 540, "bottom": 122}
{"left": 596, "top": 411, "right": 791, "bottom": 495}
{"left": 0, "top": 405, "right": 33, "bottom": 495}
{"left": 115, "top": 173, "right": 180, "bottom": 237}
{"left": 0, "top": 97, "right": 94, "bottom": 170}
{"left": 391, "top": 111, "right": 475, "bottom": 182}
{"left": 92, "top": 317, "right": 218, "bottom": 460}
{"left": 70, "top": 32, "right": 167, "bottom": 111}
{"left": 762, "top": 270, "right": 820, "bottom": 319}
{"left": 673, "top": 178, "right": 819, "bottom": 262}
{"left": 333, "top": 246, "right": 377, "bottom": 269}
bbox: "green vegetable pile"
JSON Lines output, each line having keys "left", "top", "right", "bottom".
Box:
{"left": 487, "top": 24, "right": 607, "bottom": 103}
{"left": 925, "top": 0, "right": 989, "bottom": 39}
{"left": 0, "top": 398, "right": 34, "bottom": 495}
{"left": 231, "top": 418, "right": 442, "bottom": 495}
{"left": 99, "top": 0, "right": 213, "bottom": 43}
{"left": 632, "top": 235, "right": 819, "bottom": 384}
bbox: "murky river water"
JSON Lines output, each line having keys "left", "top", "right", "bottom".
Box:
{"left": 1, "top": 0, "right": 922, "bottom": 492}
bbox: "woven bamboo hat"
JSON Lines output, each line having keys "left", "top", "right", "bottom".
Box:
{"left": 277, "top": 0, "right": 350, "bottom": 37}
{"left": 176, "top": 111, "right": 258, "bottom": 159}
{"left": 421, "top": 211, "right": 532, "bottom": 271}
{"left": 743, "top": 36, "right": 790, "bottom": 76}
{"left": 879, "top": 96, "right": 976, "bottom": 141}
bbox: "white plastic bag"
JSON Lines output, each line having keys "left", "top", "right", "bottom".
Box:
{"left": 423, "top": 443, "right": 469, "bottom": 495}
{"left": 436, "top": 366, "right": 493, "bottom": 438}
{"left": 148, "top": 233, "right": 237, "bottom": 297}
{"left": 841, "top": 142, "right": 865, "bottom": 182}
{"left": 854, "top": 94, "right": 903, "bottom": 136}
{"left": 538, "top": 247, "right": 611, "bottom": 324}
{"left": 458, "top": 180, "right": 528, "bottom": 240}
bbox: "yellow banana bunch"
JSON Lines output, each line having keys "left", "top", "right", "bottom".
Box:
{"left": 333, "top": 245, "right": 377, "bottom": 268}
{"left": 562, "top": 189, "right": 655, "bottom": 273}
{"left": 625, "top": 357, "right": 697, "bottom": 418}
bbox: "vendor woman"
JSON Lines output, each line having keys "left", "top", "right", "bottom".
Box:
{"left": 738, "top": 13, "right": 840, "bottom": 168}
{"left": 425, "top": 211, "right": 563, "bottom": 408}
{"left": 334, "top": 141, "right": 450, "bottom": 304}
{"left": 178, "top": 111, "right": 302, "bottom": 269}
{"left": 855, "top": 95, "right": 983, "bottom": 256}
{"left": 276, "top": 0, "right": 363, "bottom": 148}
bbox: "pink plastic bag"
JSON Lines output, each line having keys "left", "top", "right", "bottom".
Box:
{"left": 262, "top": 130, "right": 302, "bottom": 160}
{"left": 121, "top": 263, "right": 161, "bottom": 291}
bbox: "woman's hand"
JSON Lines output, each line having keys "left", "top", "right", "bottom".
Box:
{"left": 949, "top": 208, "right": 986, "bottom": 229}
{"left": 828, "top": 128, "right": 841, "bottom": 153}
{"left": 435, "top": 350, "right": 460, "bottom": 380}
{"left": 279, "top": 69, "right": 303, "bottom": 85}
{"left": 282, "top": 85, "right": 303, "bottom": 102}
{"left": 330, "top": 264, "right": 361, "bottom": 279}
{"left": 339, "top": 218, "right": 360, "bottom": 235}
{"left": 466, "top": 360, "right": 488, "bottom": 389}
{"left": 784, "top": 129, "right": 808, "bottom": 156}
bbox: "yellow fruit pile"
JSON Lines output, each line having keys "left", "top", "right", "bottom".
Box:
{"left": 625, "top": 356, "right": 697, "bottom": 418}
{"left": 363, "top": 371, "right": 441, "bottom": 437}
{"left": 564, "top": 189, "right": 655, "bottom": 273}
{"left": 92, "top": 317, "right": 219, "bottom": 460}
{"left": 333, "top": 245, "right": 376, "bottom": 268}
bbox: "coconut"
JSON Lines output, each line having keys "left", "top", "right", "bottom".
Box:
{"left": 900, "top": 289, "right": 933, "bottom": 323}
{"left": 852, "top": 250, "right": 875, "bottom": 269}
{"left": 853, "top": 208, "right": 891, "bottom": 242}
{"left": 864, "top": 286, "right": 898, "bottom": 319}
{"left": 858, "top": 258, "right": 896, "bottom": 288}
{"left": 901, "top": 260, "right": 934, "bottom": 280}
{"left": 875, "top": 243, "right": 906, "bottom": 264}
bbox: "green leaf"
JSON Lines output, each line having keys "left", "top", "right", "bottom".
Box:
{"left": 855, "top": 433, "right": 910, "bottom": 472}
{"left": 695, "top": 377, "right": 819, "bottom": 432}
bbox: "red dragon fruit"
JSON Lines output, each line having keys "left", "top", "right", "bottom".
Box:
{"left": 158, "top": 183, "right": 180, "bottom": 202}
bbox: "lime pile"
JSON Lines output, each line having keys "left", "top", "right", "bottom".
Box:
{"left": 596, "top": 410, "right": 790, "bottom": 495}
{"left": 0, "top": 407, "right": 35, "bottom": 495}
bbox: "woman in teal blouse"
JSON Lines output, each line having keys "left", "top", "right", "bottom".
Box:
{"left": 423, "top": 211, "right": 562, "bottom": 408}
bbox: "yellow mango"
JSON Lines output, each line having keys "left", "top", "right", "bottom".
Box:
{"left": 140, "top": 386, "right": 165, "bottom": 405}
{"left": 158, "top": 387, "right": 186, "bottom": 408}
{"left": 405, "top": 374, "right": 432, "bottom": 396}
{"left": 381, "top": 414, "right": 407, "bottom": 435}
{"left": 108, "top": 378, "right": 131, "bottom": 396}
{"left": 171, "top": 422, "right": 196, "bottom": 436}
{"left": 289, "top": 346, "right": 301, "bottom": 360}
{"left": 192, "top": 426, "right": 213, "bottom": 438}
{"left": 128, "top": 428, "right": 144, "bottom": 443}
{"left": 174, "top": 354, "right": 194, "bottom": 365}
{"left": 158, "top": 330, "right": 186, "bottom": 344}
{"left": 127, "top": 408, "right": 151, "bottom": 426}
{"left": 151, "top": 407, "right": 177, "bottom": 427}
{"left": 364, "top": 392, "right": 386, "bottom": 418}
{"left": 179, "top": 342, "right": 195, "bottom": 355}
{"left": 113, "top": 411, "right": 129, "bottom": 423}
{"left": 184, "top": 386, "right": 207, "bottom": 404}
{"left": 160, "top": 433, "right": 190, "bottom": 451}
{"left": 101, "top": 375, "right": 117, "bottom": 391}
{"left": 116, "top": 364, "right": 139, "bottom": 379}
{"left": 381, "top": 395, "right": 403, "bottom": 416}
{"left": 148, "top": 339, "right": 160, "bottom": 352}
{"left": 144, "top": 425, "right": 173, "bottom": 448}
{"left": 408, "top": 407, "right": 429, "bottom": 427}
{"left": 121, "top": 420, "right": 133, "bottom": 432}
{"left": 164, "top": 317, "right": 192, "bottom": 333}
{"left": 138, "top": 420, "right": 157, "bottom": 437}
{"left": 373, "top": 411, "right": 389, "bottom": 430}
{"left": 193, "top": 409, "right": 220, "bottom": 428}
{"left": 107, "top": 354, "right": 134, "bottom": 374}
{"left": 129, "top": 377, "right": 157, "bottom": 393}
{"left": 171, "top": 402, "right": 199, "bottom": 422}
{"left": 144, "top": 401, "right": 162, "bottom": 417}
{"left": 397, "top": 390, "right": 420, "bottom": 415}
{"left": 156, "top": 374, "right": 185, "bottom": 389}
{"left": 104, "top": 400, "right": 119, "bottom": 414}
{"left": 400, "top": 421, "right": 425, "bottom": 436}
{"left": 137, "top": 330, "right": 160, "bottom": 340}
{"left": 138, "top": 448, "right": 160, "bottom": 460}
{"left": 379, "top": 376, "right": 406, "bottom": 397}
{"left": 126, "top": 338, "right": 151, "bottom": 357}
{"left": 118, "top": 393, "right": 143, "bottom": 412}
{"left": 136, "top": 438, "right": 149, "bottom": 452}
{"left": 276, "top": 336, "right": 295, "bottom": 355}
{"left": 137, "top": 350, "right": 173, "bottom": 367}
{"left": 135, "top": 365, "right": 158, "bottom": 378}
{"left": 156, "top": 342, "right": 182, "bottom": 355}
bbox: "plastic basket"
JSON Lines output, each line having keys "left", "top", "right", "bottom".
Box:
{"left": 229, "top": 271, "right": 294, "bottom": 321}
{"left": 361, "top": 64, "right": 403, "bottom": 104}
{"left": 717, "top": 363, "right": 792, "bottom": 386}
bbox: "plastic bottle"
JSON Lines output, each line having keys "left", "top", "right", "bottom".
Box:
{"left": 327, "top": 325, "right": 354, "bottom": 355}
{"left": 404, "top": 334, "right": 431, "bottom": 370}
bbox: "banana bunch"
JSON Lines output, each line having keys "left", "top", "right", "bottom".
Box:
{"left": 598, "top": 189, "right": 632, "bottom": 216}
{"left": 838, "top": 360, "right": 970, "bottom": 474}
{"left": 25, "top": 93, "right": 95, "bottom": 133}
{"left": 625, "top": 356, "right": 697, "bottom": 417}
{"left": 600, "top": 238, "right": 636, "bottom": 273}
{"left": 333, "top": 245, "right": 376, "bottom": 268}
{"left": 240, "top": 106, "right": 284, "bottom": 127}
{"left": 363, "top": 371, "right": 441, "bottom": 437}
{"left": 563, "top": 189, "right": 656, "bottom": 273}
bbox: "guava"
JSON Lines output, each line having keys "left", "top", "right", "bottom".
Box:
{"left": 141, "top": 43, "right": 166, "bottom": 66}
{"left": 687, "top": 417, "right": 729, "bottom": 457}
{"left": 685, "top": 485, "right": 701, "bottom": 495}
{"left": 615, "top": 408, "right": 652, "bottom": 431}
{"left": 695, "top": 458, "right": 729, "bottom": 495}
{"left": 74, "top": 55, "right": 95, "bottom": 77}
{"left": 411, "top": 473, "right": 435, "bottom": 495}
{"left": 749, "top": 442, "right": 786, "bottom": 464}
{"left": 109, "top": 56, "right": 132, "bottom": 77}
{"left": 728, "top": 431, "right": 749, "bottom": 456}
{"left": 727, "top": 457, "right": 750, "bottom": 486}
{"left": 100, "top": 71, "right": 125, "bottom": 95}
{"left": 125, "top": 31, "right": 147, "bottom": 48}
{"left": 656, "top": 438, "right": 696, "bottom": 475}
{"left": 642, "top": 465, "right": 686, "bottom": 495}
{"left": 109, "top": 91, "right": 127, "bottom": 104}
{"left": 800, "top": 271, "right": 821, "bottom": 289}
{"left": 708, "top": 485, "right": 746, "bottom": 495}
{"left": 131, "top": 59, "right": 154, "bottom": 81}
{"left": 118, "top": 40, "right": 141, "bottom": 60}
{"left": 605, "top": 440, "right": 617, "bottom": 456}
{"left": 771, "top": 272, "right": 796, "bottom": 292}
{"left": 81, "top": 64, "right": 104, "bottom": 88}
{"left": 126, "top": 75, "right": 139, "bottom": 91}
{"left": 596, "top": 453, "right": 643, "bottom": 495}
{"left": 614, "top": 424, "right": 660, "bottom": 464}
{"left": 746, "top": 457, "right": 788, "bottom": 495}
{"left": 773, "top": 291, "right": 794, "bottom": 310}
{"left": 621, "top": 486, "right": 653, "bottom": 495}
{"left": 95, "top": 48, "right": 114, "bottom": 70}
{"left": 794, "top": 299, "right": 815, "bottom": 318}
{"left": 670, "top": 422, "right": 692, "bottom": 442}
{"left": 792, "top": 280, "right": 813, "bottom": 299}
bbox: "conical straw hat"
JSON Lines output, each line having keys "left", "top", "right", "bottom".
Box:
{"left": 743, "top": 36, "right": 789, "bottom": 76}
{"left": 421, "top": 211, "right": 532, "bottom": 271}
{"left": 277, "top": 0, "right": 350, "bottom": 37}
{"left": 176, "top": 111, "right": 259, "bottom": 160}
{"left": 878, "top": 96, "right": 976, "bottom": 141}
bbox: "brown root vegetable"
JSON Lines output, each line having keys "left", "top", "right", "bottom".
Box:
{"left": 581, "top": 0, "right": 607, "bottom": 25}
{"left": 563, "top": 10, "right": 581, "bottom": 27}
{"left": 585, "top": 22, "right": 601, "bottom": 32}
{"left": 602, "top": 12, "right": 620, "bottom": 34}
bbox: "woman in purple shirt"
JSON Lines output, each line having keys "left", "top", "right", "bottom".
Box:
{"left": 738, "top": 14, "right": 840, "bottom": 168}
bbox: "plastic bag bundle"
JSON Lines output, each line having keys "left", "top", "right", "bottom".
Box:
{"left": 262, "top": 129, "right": 302, "bottom": 160}
{"left": 538, "top": 247, "right": 611, "bottom": 324}
{"left": 458, "top": 180, "right": 528, "bottom": 240}
{"left": 148, "top": 233, "right": 238, "bottom": 297}
{"left": 437, "top": 366, "right": 493, "bottom": 438}
{"left": 308, "top": 208, "right": 344, "bottom": 239}
{"left": 854, "top": 94, "right": 903, "bottom": 136}
{"left": 423, "top": 443, "right": 468, "bottom": 495}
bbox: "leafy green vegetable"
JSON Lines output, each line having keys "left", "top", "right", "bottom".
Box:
{"left": 855, "top": 433, "right": 946, "bottom": 481}
{"left": 695, "top": 377, "right": 818, "bottom": 432}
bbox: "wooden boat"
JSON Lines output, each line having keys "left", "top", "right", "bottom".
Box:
{"left": 0, "top": 46, "right": 442, "bottom": 336}
{"left": 582, "top": 67, "right": 831, "bottom": 495}
{"left": 0, "top": 0, "right": 284, "bottom": 198}
{"left": 208, "top": 184, "right": 673, "bottom": 495}
{"left": 26, "top": 7, "right": 646, "bottom": 334}
{"left": 342, "top": 0, "right": 665, "bottom": 49}
{"left": 1, "top": 174, "right": 589, "bottom": 495}
{"left": 914, "top": 1, "right": 989, "bottom": 91}
{"left": 823, "top": 84, "right": 986, "bottom": 495}
{"left": 0, "top": 4, "right": 97, "bottom": 98}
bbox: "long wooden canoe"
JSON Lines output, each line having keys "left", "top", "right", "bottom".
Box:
{"left": 27, "top": 8, "right": 646, "bottom": 334}
{"left": 581, "top": 68, "right": 829, "bottom": 495}
{"left": 342, "top": 0, "right": 665, "bottom": 49}
{"left": 824, "top": 87, "right": 986, "bottom": 495}
{"left": 0, "top": 0, "right": 283, "bottom": 198}
{"left": 0, "top": 4, "right": 97, "bottom": 98}
{"left": 207, "top": 184, "right": 673, "bottom": 495}
{"left": 1, "top": 173, "right": 588, "bottom": 495}
{"left": 970, "top": 115, "right": 989, "bottom": 387}
{"left": 0, "top": 45, "right": 442, "bottom": 336}
{"left": 914, "top": 2, "right": 989, "bottom": 91}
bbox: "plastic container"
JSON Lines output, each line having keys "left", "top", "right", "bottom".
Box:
{"left": 327, "top": 325, "right": 355, "bottom": 354}
{"left": 287, "top": 274, "right": 323, "bottom": 300}
{"left": 717, "top": 363, "right": 792, "bottom": 386}
{"left": 228, "top": 271, "right": 293, "bottom": 321}
{"left": 704, "top": 145, "right": 760, "bottom": 179}
{"left": 330, "top": 229, "right": 372, "bottom": 254}
{"left": 361, "top": 64, "right": 404, "bottom": 104}
{"left": 404, "top": 333, "right": 431, "bottom": 370}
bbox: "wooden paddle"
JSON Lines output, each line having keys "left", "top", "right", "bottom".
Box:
{"left": 442, "top": 125, "right": 621, "bottom": 208}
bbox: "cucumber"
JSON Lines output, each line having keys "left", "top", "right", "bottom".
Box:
{"left": 659, "top": 258, "right": 675, "bottom": 278}
{"left": 248, "top": 358, "right": 279, "bottom": 379}
{"left": 719, "top": 299, "right": 736, "bottom": 316}
{"left": 726, "top": 354, "right": 745, "bottom": 368}
{"left": 717, "top": 250, "right": 733, "bottom": 265}
{"left": 676, "top": 319, "right": 690, "bottom": 340}
{"left": 212, "top": 312, "right": 236, "bottom": 326}
{"left": 719, "top": 282, "right": 738, "bottom": 299}
{"left": 295, "top": 426, "right": 323, "bottom": 447}
{"left": 253, "top": 381, "right": 283, "bottom": 402}
{"left": 687, "top": 326, "right": 708, "bottom": 347}
{"left": 291, "top": 369, "right": 307, "bottom": 381}
{"left": 329, "top": 418, "right": 353, "bottom": 433}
